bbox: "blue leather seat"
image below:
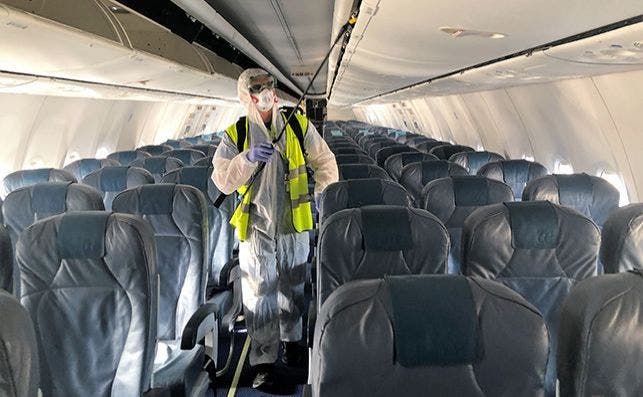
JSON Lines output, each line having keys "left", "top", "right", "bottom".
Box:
{"left": 384, "top": 152, "right": 438, "bottom": 181}
{"left": 399, "top": 160, "right": 467, "bottom": 205}
{"left": 137, "top": 144, "right": 174, "bottom": 156}
{"left": 477, "top": 159, "right": 548, "bottom": 200}
{"left": 414, "top": 140, "right": 449, "bottom": 153}
{"left": 600, "top": 203, "right": 643, "bottom": 273}
{"left": 422, "top": 176, "right": 513, "bottom": 274}
{"left": 193, "top": 156, "right": 214, "bottom": 167}
{"left": 113, "top": 185, "right": 219, "bottom": 395}
{"left": 449, "top": 151, "right": 505, "bottom": 175}
{"left": 522, "top": 173, "right": 619, "bottom": 228}
{"left": 429, "top": 144, "right": 474, "bottom": 160}
{"left": 318, "top": 179, "right": 412, "bottom": 223}
{"left": 82, "top": 166, "right": 154, "bottom": 210}
{"left": 189, "top": 144, "right": 218, "bottom": 157}
{"left": 106, "top": 150, "right": 151, "bottom": 165}
{"left": 310, "top": 275, "right": 548, "bottom": 397}
{"left": 63, "top": 158, "right": 120, "bottom": 181}
{"left": 17, "top": 212, "right": 160, "bottom": 395}
{"left": 2, "top": 168, "right": 76, "bottom": 198}
{"left": 333, "top": 154, "right": 375, "bottom": 166}
{"left": 0, "top": 290, "right": 39, "bottom": 397}
{"left": 2, "top": 182, "right": 104, "bottom": 294}
{"left": 462, "top": 201, "right": 599, "bottom": 396}
{"left": 374, "top": 144, "right": 416, "bottom": 168}
{"left": 0, "top": 225, "right": 12, "bottom": 293}
{"left": 161, "top": 149, "right": 206, "bottom": 166}
{"left": 164, "top": 139, "right": 186, "bottom": 149}
{"left": 131, "top": 156, "right": 184, "bottom": 182}
{"left": 338, "top": 164, "right": 391, "bottom": 181}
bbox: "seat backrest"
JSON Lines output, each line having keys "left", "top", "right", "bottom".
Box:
{"left": 415, "top": 140, "right": 449, "bottom": 153}
{"left": 193, "top": 156, "right": 214, "bottom": 167}
{"left": 113, "top": 184, "right": 207, "bottom": 342}
{"left": 333, "top": 147, "right": 368, "bottom": 157}
{"left": 17, "top": 212, "right": 157, "bottom": 396}
{"left": 461, "top": 201, "right": 599, "bottom": 395}
{"left": 327, "top": 142, "right": 358, "bottom": 150}
{"left": 188, "top": 144, "right": 218, "bottom": 157}
{"left": 600, "top": 203, "right": 643, "bottom": 273}
{"left": 200, "top": 134, "right": 221, "bottom": 145}
{"left": 384, "top": 152, "right": 439, "bottom": 181}
{"left": 338, "top": 164, "right": 391, "bottom": 181}
{"left": 334, "top": 154, "right": 375, "bottom": 166}
{"left": 0, "top": 225, "right": 12, "bottom": 293}
{"left": 164, "top": 139, "right": 184, "bottom": 149}
{"left": 82, "top": 166, "right": 154, "bottom": 210}
{"left": 161, "top": 167, "right": 235, "bottom": 288}
{"left": 366, "top": 141, "right": 394, "bottom": 158}
{"left": 0, "top": 290, "right": 39, "bottom": 397}
{"left": 63, "top": 158, "right": 120, "bottom": 181}
{"left": 319, "top": 179, "right": 413, "bottom": 223}
{"left": 130, "top": 156, "right": 184, "bottom": 182}
{"left": 160, "top": 149, "right": 206, "bottom": 166}
{"left": 422, "top": 176, "right": 513, "bottom": 274}
{"left": 3, "top": 168, "right": 77, "bottom": 198}
{"left": 374, "top": 145, "right": 416, "bottom": 168}
{"left": 317, "top": 205, "right": 448, "bottom": 307}
{"left": 477, "top": 159, "right": 548, "bottom": 200}
{"left": 311, "top": 275, "right": 549, "bottom": 397}
{"left": 522, "top": 174, "right": 619, "bottom": 227}
{"left": 137, "top": 144, "right": 174, "bottom": 156}
{"left": 106, "top": 150, "right": 151, "bottom": 166}
{"left": 429, "top": 144, "right": 474, "bottom": 160}
{"left": 558, "top": 271, "right": 643, "bottom": 396}
{"left": 405, "top": 136, "right": 434, "bottom": 148}
{"left": 182, "top": 136, "right": 203, "bottom": 146}
{"left": 449, "top": 151, "right": 505, "bottom": 175}
{"left": 399, "top": 160, "right": 467, "bottom": 204}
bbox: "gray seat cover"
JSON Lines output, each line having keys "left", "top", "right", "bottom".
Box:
{"left": 461, "top": 201, "right": 599, "bottom": 395}
{"left": 374, "top": 145, "right": 416, "bottom": 168}
{"left": 161, "top": 167, "right": 235, "bottom": 289}
{"left": 422, "top": 176, "right": 513, "bottom": 274}
{"left": 384, "top": 152, "right": 439, "bottom": 181}
{"left": 449, "top": 151, "right": 505, "bottom": 175}
{"left": 63, "top": 158, "right": 120, "bottom": 181}
{"left": 82, "top": 166, "right": 154, "bottom": 210}
{"left": 131, "top": 156, "right": 184, "bottom": 182}
{"left": 338, "top": 164, "right": 391, "bottom": 181}
{"left": 16, "top": 212, "right": 158, "bottom": 396}
{"left": 600, "top": 203, "right": 643, "bottom": 273}
{"left": 333, "top": 154, "right": 375, "bottom": 166}
{"left": 0, "top": 290, "right": 39, "bottom": 397}
{"left": 558, "top": 270, "right": 643, "bottom": 396}
{"left": 112, "top": 185, "right": 208, "bottom": 391}
{"left": 318, "top": 179, "right": 413, "bottom": 223}
{"left": 317, "top": 205, "right": 448, "bottom": 307}
{"left": 106, "top": 150, "right": 151, "bottom": 165}
{"left": 137, "top": 144, "right": 174, "bottom": 156}
{"left": 429, "top": 144, "right": 474, "bottom": 160}
{"left": 522, "top": 173, "right": 619, "bottom": 227}
{"left": 311, "top": 275, "right": 549, "bottom": 397}
{"left": 477, "top": 159, "right": 548, "bottom": 200}
{"left": 161, "top": 149, "right": 206, "bottom": 166}
{"left": 399, "top": 160, "right": 467, "bottom": 204}
{"left": 188, "top": 144, "right": 218, "bottom": 157}
{"left": 2, "top": 168, "right": 77, "bottom": 198}
{"left": 0, "top": 225, "right": 12, "bottom": 293}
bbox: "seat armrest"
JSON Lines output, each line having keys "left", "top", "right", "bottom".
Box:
{"left": 181, "top": 303, "right": 219, "bottom": 350}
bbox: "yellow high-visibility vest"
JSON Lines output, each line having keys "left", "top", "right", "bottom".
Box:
{"left": 225, "top": 113, "right": 313, "bottom": 241}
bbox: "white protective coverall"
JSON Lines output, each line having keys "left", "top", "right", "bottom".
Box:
{"left": 211, "top": 69, "right": 338, "bottom": 365}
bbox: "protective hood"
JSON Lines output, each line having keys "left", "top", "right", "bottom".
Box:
{"left": 237, "top": 68, "right": 278, "bottom": 135}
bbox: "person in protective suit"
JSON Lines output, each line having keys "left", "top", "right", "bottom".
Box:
{"left": 211, "top": 69, "right": 338, "bottom": 391}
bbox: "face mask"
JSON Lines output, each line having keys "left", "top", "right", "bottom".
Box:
{"left": 252, "top": 89, "right": 275, "bottom": 112}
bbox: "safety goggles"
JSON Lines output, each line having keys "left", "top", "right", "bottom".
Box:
{"left": 248, "top": 74, "right": 275, "bottom": 94}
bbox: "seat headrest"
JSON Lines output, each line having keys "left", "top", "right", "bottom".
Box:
{"left": 138, "top": 184, "right": 176, "bottom": 215}
{"left": 401, "top": 152, "right": 438, "bottom": 166}
{"left": 505, "top": 201, "right": 559, "bottom": 249}
{"left": 388, "top": 275, "right": 480, "bottom": 366}
{"left": 99, "top": 166, "right": 129, "bottom": 191}
{"left": 600, "top": 203, "right": 643, "bottom": 273}
{"left": 175, "top": 166, "right": 211, "bottom": 193}
{"left": 31, "top": 182, "right": 72, "bottom": 215}
{"left": 453, "top": 176, "right": 492, "bottom": 206}
{"left": 57, "top": 212, "right": 110, "bottom": 258}
{"left": 450, "top": 151, "right": 505, "bottom": 174}
{"left": 140, "top": 157, "right": 172, "bottom": 174}
{"left": 345, "top": 179, "right": 385, "bottom": 207}
{"left": 361, "top": 206, "right": 413, "bottom": 251}
{"left": 77, "top": 159, "right": 102, "bottom": 178}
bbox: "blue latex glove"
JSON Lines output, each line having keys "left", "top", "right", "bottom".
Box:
{"left": 246, "top": 142, "right": 275, "bottom": 163}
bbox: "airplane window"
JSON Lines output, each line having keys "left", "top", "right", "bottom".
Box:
{"left": 95, "top": 147, "right": 110, "bottom": 159}
{"left": 553, "top": 160, "right": 574, "bottom": 174}
{"left": 597, "top": 169, "right": 630, "bottom": 206}
{"left": 522, "top": 154, "right": 535, "bottom": 162}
